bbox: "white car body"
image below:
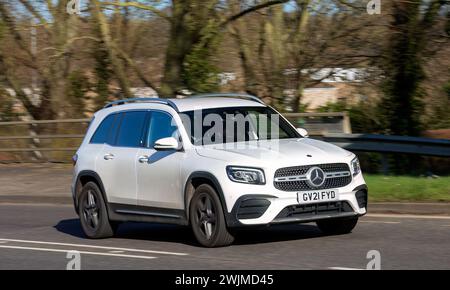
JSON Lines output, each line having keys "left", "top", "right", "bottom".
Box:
{"left": 72, "top": 94, "right": 367, "bottom": 242}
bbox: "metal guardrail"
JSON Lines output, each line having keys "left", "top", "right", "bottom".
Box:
{"left": 0, "top": 119, "right": 89, "bottom": 126}
{"left": 320, "top": 133, "right": 450, "bottom": 157}
{"left": 0, "top": 118, "right": 90, "bottom": 162}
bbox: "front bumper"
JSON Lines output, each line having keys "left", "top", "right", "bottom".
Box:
{"left": 225, "top": 182, "right": 368, "bottom": 227}
{"left": 271, "top": 200, "right": 359, "bottom": 224}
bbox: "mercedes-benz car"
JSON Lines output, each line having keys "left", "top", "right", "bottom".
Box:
{"left": 72, "top": 93, "right": 368, "bottom": 247}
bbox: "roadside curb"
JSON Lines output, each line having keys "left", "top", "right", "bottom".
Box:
{"left": 1, "top": 195, "right": 450, "bottom": 216}
{"left": 0, "top": 195, "right": 72, "bottom": 205}
{"left": 369, "top": 202, "right": 450, "bottom": 216}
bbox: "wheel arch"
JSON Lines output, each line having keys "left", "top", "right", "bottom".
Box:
{"left": 74, "top": 170, "right": 109, "bottom": 213}
{"left": 184, "top": 171, "right": 232, "bottom": 225}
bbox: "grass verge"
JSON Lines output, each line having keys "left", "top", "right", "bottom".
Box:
{"left": 365, "top": 175, "right": 450, "bottom": 202}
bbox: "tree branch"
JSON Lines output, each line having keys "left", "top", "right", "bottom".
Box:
{"left": 44, "top": 0, "right": 56, "bottom": 19}
{"left": 18, "top": 0, "right": 50, "bottom": 29}
{"left": 0, "top": 1, "right": 49, "bottom": 79}
{"left": 0, "top": 53, "right": 38, "bottom": 118}
{"left": 114, "top": 45, "right": 161, "bottom": 95}
{"left": 0, "top": 1, "right": 34, "bottom": 59}
{"left": 101, "top": 1, "right": 171, "bottom": 21}
{"left": 220, "top": 0, "right": 290, "bottom": 27}
{"left": 334, "top": 0, "right": 365, "bottom": 11}
{"left": 421, "top": 0, "right": 446, "bottom": 29}
{"left": 92, "top": 0, "right": 132, "bottom": 98}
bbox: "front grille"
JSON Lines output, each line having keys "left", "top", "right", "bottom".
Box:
{"left": 275, "top": 201, "right": 354, "bottom": 219}
{"left": 274, "top": 163, "right": 352, "bottom": 191}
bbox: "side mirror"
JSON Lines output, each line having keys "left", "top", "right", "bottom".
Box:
{"left": 296, "top": 128, "right": 309, "bottom": 138}
{"left": 154, "top": 137, "right": 180, "bottom": 151}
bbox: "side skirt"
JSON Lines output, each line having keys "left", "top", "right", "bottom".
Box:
{"left": 107, "top": 203, "right": 189, "bottom": 226}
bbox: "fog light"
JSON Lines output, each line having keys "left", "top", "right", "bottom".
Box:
{"left": 355, "top": 190, "right": 367, "bottom": 209}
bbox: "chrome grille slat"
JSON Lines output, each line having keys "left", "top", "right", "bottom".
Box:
{"left": 274, "top": 163, "right": 352, "bottom": 191}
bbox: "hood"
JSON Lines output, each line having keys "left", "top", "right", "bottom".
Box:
{"left": 195, "top": 138, "right": 353, "bottom": 167}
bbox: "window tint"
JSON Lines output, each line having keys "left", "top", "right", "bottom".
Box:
{"left": 106, "top": 113, "right": 122, "bottom": 145}
{"left": 115, "top": 111, "right": 147, "bottom": 147}
{"left": 90, "top": 114, "right": 115, "bottom": 144}
{"left": 146, "top": 111, "right": 178, "bottom": 148}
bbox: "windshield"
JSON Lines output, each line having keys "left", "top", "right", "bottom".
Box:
{"left": 180, "top": 106, "right": 300, "bottom": 146}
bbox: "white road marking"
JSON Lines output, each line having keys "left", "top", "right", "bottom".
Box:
{"left": 109, "top": 250, "right": 125, "bottom": 253}
{"left": 0, "top": 245, "right": 156, "bottom": 260}
{"left": 360, "top": 221, "right": 401, "bottom": 224}
{"left": 0, "top": 238, "right": 188, "bottom": 256}
{"left": 328, "top": 267, "right": 364, "bottom": 270}
{"left": 366, "top": 214, "right": 450, "bottom": 220}
{"left": 0, "top": 203, "right": 73, "bottom": 207}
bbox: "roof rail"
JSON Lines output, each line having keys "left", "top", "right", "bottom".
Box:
{"left": 103, "top": 97, "right": 179, "bottom": 112}
{"left": 188, "top": 93, "right": 265, "bottom": 105}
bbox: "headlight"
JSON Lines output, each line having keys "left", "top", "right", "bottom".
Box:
{"left": 351, "top": 156, "right": 361, "bottom": 176}
{"left": 226, "top": 166, "right": 265, "bottom": 185}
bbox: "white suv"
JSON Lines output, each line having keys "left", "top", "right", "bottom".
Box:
{"left": 72, "top": 94, "right": 367, "bottom": 247}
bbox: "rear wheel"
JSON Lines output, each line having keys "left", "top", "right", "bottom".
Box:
{"left": 189, "top": 184, "right": 234, "bottom": 247}
{"left": 316, "top": 217, "right": 358, "bottom": 235}
{"left": 79, "top": 182, "right": 117, "bottom": 239}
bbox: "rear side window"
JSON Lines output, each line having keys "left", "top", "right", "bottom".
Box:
{"left": 90, "top": 114, "right": 115, "bottom": 144}
{"left": 115, "top": 111, "right": 147, "bottom": 147}
{"left": 106, "top": 113, "right": 121, "bottom": 145}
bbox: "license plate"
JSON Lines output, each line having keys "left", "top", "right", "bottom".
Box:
{"left": 297, "top": 189, "right": 339, "bottom": 204}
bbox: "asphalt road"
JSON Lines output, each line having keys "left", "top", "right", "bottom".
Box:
{"left": 0, "top": 203, "right": 449, "bottom": 270}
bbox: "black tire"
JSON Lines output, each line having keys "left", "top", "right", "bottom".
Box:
{"left": 316, "top": 217, "right": 358, "bottom": 235}
{"left": 78, "top": 181, "right": 116, "bottom": 239}
{"left": 189, "top": 184, "right": 234, "bottom": 247}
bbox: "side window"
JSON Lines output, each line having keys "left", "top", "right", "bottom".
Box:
{"left": 90, "top": 114, "right": 115, "bottom": 144}
{"left": 115, "top": 111, "right": 147, "bottom": 147}
{"left": 106, "top": 113, "right": 121, "bottom": 145}
{"left": 146, "top": 111, "right": 178, "bottom": 148}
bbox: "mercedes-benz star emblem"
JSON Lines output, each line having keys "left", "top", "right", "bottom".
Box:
{"left": 306, "top": 167, "right": 326, "bottom": 188}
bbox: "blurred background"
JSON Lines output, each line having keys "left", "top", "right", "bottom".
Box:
{"left": 0, "top": 0, "right": 448, "bottom": 203}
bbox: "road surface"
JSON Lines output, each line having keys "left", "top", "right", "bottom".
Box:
{"left": 0, "top": 203, "right": 449, "bottom": 270}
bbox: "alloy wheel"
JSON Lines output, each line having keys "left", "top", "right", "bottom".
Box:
{"left": 83, "top": 190, "right": 99, "bottom": 230}
{"left": 195, "top": 194, "right": 217, "bottom": 240}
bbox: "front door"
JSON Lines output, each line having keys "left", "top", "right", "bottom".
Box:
{"left": 136, "top": 110, "right": 184, "bottom": 209}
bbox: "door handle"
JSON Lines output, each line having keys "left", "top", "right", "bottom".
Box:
{"left": 103, "top": 153, "right": 115, "bottom": 160}
{"left": 138, "top": 155, "right": 149, "bottom": 163}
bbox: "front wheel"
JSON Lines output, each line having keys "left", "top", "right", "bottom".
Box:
{"left": 316, "top": 217, "right": 358, "bottom": 235}
{"left": 189, "top": 184, "right": 234, "bottom": 247}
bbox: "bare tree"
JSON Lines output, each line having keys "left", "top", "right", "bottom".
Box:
{"left": 0, "top": 0, "right": 84, "bottom": 119}
{"left": 229, "top": 0, "right": 383, "bottom": 111}
{"left": 102, "top": 0, "right": 290, "bottom": 97}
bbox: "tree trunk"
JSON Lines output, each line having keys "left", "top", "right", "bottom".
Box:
{"left": 92, "top": 0, "right": 132, "bottom": 98}
{"left": 159, "top": 2, "right": 195, "bottom": 97}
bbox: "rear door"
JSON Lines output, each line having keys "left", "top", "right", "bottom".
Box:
{"left": 96, "top": 111, "right": 148, "bottom": 205}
